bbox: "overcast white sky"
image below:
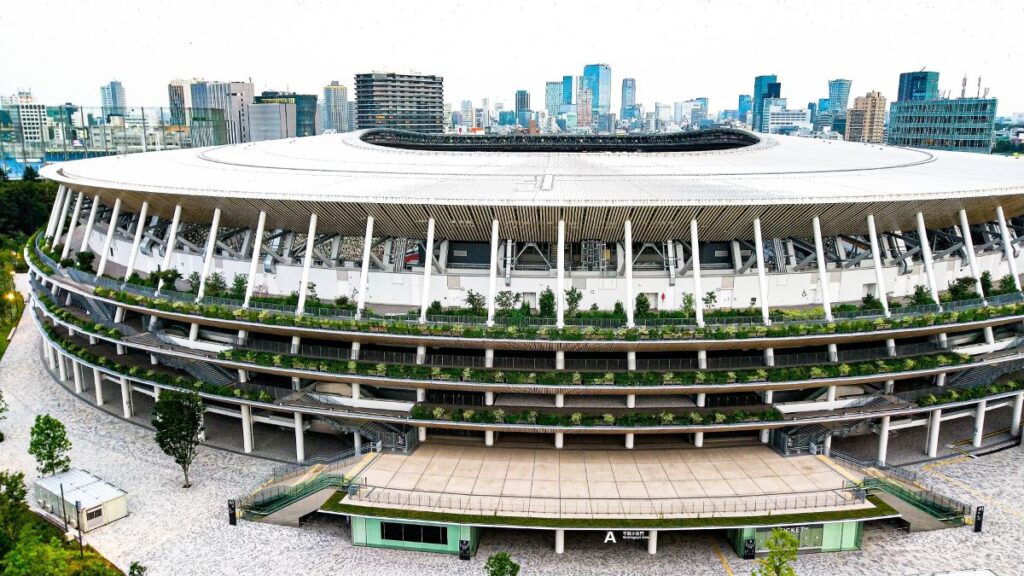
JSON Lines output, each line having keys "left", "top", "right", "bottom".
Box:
{"left": 2, "top": 0, "right": 1022, "bottom": 114}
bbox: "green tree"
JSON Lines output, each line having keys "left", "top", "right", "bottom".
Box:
{"left": 0, "top": 470, "right": 29, "bottom": 557}
{"left": 129, "top": 561, "right": 149, "bottom": 576}
{"left": 635, "top": 293, "right": 651, "bottom": 317}
{"left": 494, "top": 290, "right": 520, "bottom": 313}
{"left": 860, "top": 292, "right": 882, "bottom": 310}
{"left": 946, "top": 277, "right": 977, "bottom": 301}
{"left": 20, "top": 166, "right": 39, "bottom": 182}
{"left": 565, "top": 287, "right": 583, "bottom": 315}
{"left": 538, "top": 286, "right": 556, "bottom": 317}
{"left": 484, "top": 551, "right": 520, "bottom": 576}
{"left": 464, "top": 289, "right": 486, "bottom": 315}
{"left": 910, "top": 284, "right": 934, "bottom": 306}
{"left": 702, "top": 290, "right": 717, "bottom": 309}
{"left": 28, "top": 414, "right": 72, "bottom": 476}
{"left": 681, "top": 292, "right": 696, "bottom": 317}
{"left": 751, "top": 528, "right": 798, "bottom": 576}
{"left": 74, "top": 251, "right": 95, "bottom": 272}
{"left": 427, "top": 300, "right": 444, "bottom": 316}
{"left": 2, "top": 529, "right": 69, "bottom": 576}
{"left": 980, "top": 271, "right": 994, "bottom": 296}
{"left": 998, "top": 274, "right": 1018, "bottom": 295}
{"left": 152, "top": 390, "right": 205, "bottom": 488}
{"left": 229, "top": 274, "right": 248, "bottom": 300}
{"left": 186, "top": 271, "right": 201, "bottom": 294}
{"left": 205, "top": 272, "right": 227, "bottom": 297}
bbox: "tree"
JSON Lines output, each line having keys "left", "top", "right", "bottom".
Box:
{"left": 20, "top": 166, "right": 39, "bottom": 181}
{"left": 129, "top": 561, "right": 149, "bottom": 576}
{"left": 0, "top": 166, "right": 7, "bottom": 182}
{"left": 186, "top": 271, "right": 201, "bottom": 294}
{"left": 484, "top": 552, "right": 520, "bottom": 576}
{"left": 538, "top": 286, "right": 556, "bottom": 317}
{"left": 565, "top": 287, "right": 583, "bottom": 315}
{"left": 998, "top": 274, "right": 1018, "bottom": 295}
{"left": 946, "top": 277, "right": 977, "bottom": 302}
{"left": 0, "top": 470, "right": 29, "bottom": 556}
{"left": 494, "top": 290, "right": 520, "bottom": 313}
{"left": 635, "top": 293, "right": 651, "bottom": 317}
{"left": 2, "top": 529, "right": 69, "bottom": 576}
{"left": 703, "top": 290, "right": 717, "bottom": 309}
{"left": 229, "top": 274, "right": 248, "bottom": 300}
{"left": 910, "top": 284, "right": 933, "bottom": 306}
{"left": 205, "top": 272, "right": 227, "bottom": 297}
{"left": 681, "top": 292, "right": 696, "bottom": 317}
{"left": 74, "top": 251, "right": 95, "bottom": 272}
{"left": 152, "top": 390, "right": 205, "bottom": 488}
{"left": 464, "top": 289, "right": 486, "bottom": 315}
{"left": 860, "top": 292, "right": 882, "bottom": 310}
{"left": 980, "top": 271, "right": 994, "bottom": 297}
{"left": 751, "top": 528, "right": 798, "bottom": 576}
{"left": 28, "top": 414, "right": 72, "bottom": 476}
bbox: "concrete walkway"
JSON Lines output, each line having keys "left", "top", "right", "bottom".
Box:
{"left": 872, "top": 491, "right": 949, "bottom": 533}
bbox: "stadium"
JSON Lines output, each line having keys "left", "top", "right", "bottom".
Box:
{"left": 26, "top": 128, "right": 1024, "bottom": 557}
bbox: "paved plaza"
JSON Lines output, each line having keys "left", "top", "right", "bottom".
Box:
{"left": 2, "top": 306, "right": 1024, "bottom": 575}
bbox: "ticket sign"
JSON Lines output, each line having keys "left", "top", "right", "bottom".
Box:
{"left": 459, "top": 539, "right": 471, "bottom": 560}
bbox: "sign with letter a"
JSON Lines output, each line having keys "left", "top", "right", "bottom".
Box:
{"left": 604, "top": 531, "right": 617, "bottom": 544}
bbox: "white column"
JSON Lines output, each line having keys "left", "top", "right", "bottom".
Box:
{"left": 354, "top": 432, "right": 363, "bottom": 453}
{"left": 487, "top": 219, "right": 499, "bottom": 326}
{"left": 877, "top": 415, "right": 890, "bottom": 466}
{"left": 926, "top": 409, "right": 942, "bottom": 457}
{"left": 626, "top": 394, "right": 636, "bottom": 408}
{"left": 60, "top": 192, "right": 85, "bottom": 260}
{"left": 51, "top": 191, "right": 74, "bottom": 249}
{"left": 556, "top": 219, "right": 566, "bottom": 328}
{"left": 624, "top": 219, "right": 635, "bottom": 328}
{"left": 760, "top": 428, "right": 769, "bottom": 444}
{"left": 972, "top": 400, "right": 987, "bottom": 448}
{"left": 295, "top": 213, "right": 318, "bottom": 316}
{"left": 866, "top": 215, "right": 891, "bottom": 317}
{"left": 241, "top": 405, "right": 253, "bottom": 453}
{"left": 80, "top": 195, "right": 102, "bottom": 252}
{"left": 996, "top": 205, "right": 1022, "bottom": 291}
{"left": 625, "top": 433, "right": 635, "bottom": 449}
{"left": 485, "top": 391, "right": 494, "bottom": 406}
{"left": 418, "top": 426, "right": 427, "bottom": 442}
{"left": 555, "top": 393, "right": 564, "bottom": 408}
{"left": 822, "top": 435, "right": 832, "bottom": 457}
{"left": 416, "top": 346, "right": 427, "bottom": 364}
{"left": 1012, "top": 392, "right": 1024, "bottom": 437}
{"left": 96, "top": 198, "right": 122, "bottom": 277}
{"left": 484, "top": 430, "right": 494, "bottom": 447}
{"left": 554, "top": 529, "right": 565, "bottom": 554}
{"left": 242, "top": 211, "right": 267, "bottom": 308}
{"left": 554, "top": 432, "right": 564, "bottom": 449}
{"left": 352, "top": 383, "right": 361, "bottom": 400}
{"left": 57, "top": 353, "right": 68, "bottom": 382}
{"left": 958, "top": 209, "right": 985, "bottom": 299}
{"left": 690, "top": 219, "right": 704, "bottom": 327}
{"left": 753, "top": 217, "right": 770, "bottom": 325}
{"left": 195, "top": 207, "right": 222, "bottom": 300}
{"left": 72, "top": 360, "right": 83, "bottom": 394}
{"left": 647, "top": 530, "right": 658, "bottom": 555}
{"left": 484, "top": 349, "right": 495, "bottom": 368}
{"left": 44, "top": 186, "right": 67, "bottom": 241}
{"left": 419, "top": 218, "right": 436, "bottom": 323}
{"left": 694, "top": 431, "right": 704, "bottom": 448}
{"left": 916, "top": 212, "right": 942, "bottom": 307}
{"left": 123, "top": 201, "right": 150, "bottom": 280}
{"left": 120, "top": 377, "right": 132, "bottom": 418}
{"left": 93, "top": 368, "right": 105, "bottom": 405}
{"left": 294, "top": 412, "right": 305, "bottom": 462}
{"left": 355, "top": 215, "right": 375, "bottom": 318}
{"left": 155, "top": 205, "right": 182, "bottom": 295}
{"left": 812, "top": 216, "right": 833, "bottom": 321}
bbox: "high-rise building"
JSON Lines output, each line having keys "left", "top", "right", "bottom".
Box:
{"left": 100, "top": 80, "right": 126, "bottom": 118}
{"left": 545, "top": 82, "right": 563, "bottom": 117}
{"left": 828, "top": 79, "right": 852, "bottom": 133}
{"left": 190, "top": 80, "right": 255, "bottom": 144}
{"left": 321, "top": 81, "right": 349, "bottom": 133}
{"left": 248, "top": 101, "right": 297, "bottom": 141}
{"left": 562, "top": 76, "right": 573, "bottom": 105}
{"left": 888, "top": 97, "right": 997, "bottom": 153}
{"left": 355, "top": 71, "right": 444, "bottom": 133}
{"left": 845, "top": 91, "right": 886, "bottom": 144}
{"left": 763, "top": 98, "right": 812, "bottom": 134}
{"left": 738, "top": 95, "right": 752, "bottom": 123}
{"left": 346, "top": 101, "right": 358, "bottom": 132}
{"left": 621, "top": 78, "right": 636, "bottom": 119}
{"left": 167, "top": 80, "right": 192, "bottom": 126}
{"left": 582, "top": 64, "right": 611, "bottom": 116}
{"left": 255, "top": 91, "right": 319, "bottom": 137}
{"left": 460, "top": 100, "right": 475, "bottom": 128}
{"left": 577, "top": 87, "right": 593, "bottom": 128}
{"left": 752, "top": 75, "right": 779, "bottom": 133}
{"left": 897, "top": 71, "right": 940, "bottom": 102}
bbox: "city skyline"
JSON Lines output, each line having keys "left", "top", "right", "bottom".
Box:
{"left": 2, "top": 0, "right": 1022, "bottom": 115}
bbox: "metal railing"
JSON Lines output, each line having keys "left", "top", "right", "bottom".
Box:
{"left": 860, "top": 477, "right": 971, "bottom": 524}
{"left": 829, "top": 450, "right": 919, "bottom": 485}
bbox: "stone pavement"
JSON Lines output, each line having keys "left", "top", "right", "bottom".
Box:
{"left": 2, "top": 306, "right": 1022, "bottom": 575}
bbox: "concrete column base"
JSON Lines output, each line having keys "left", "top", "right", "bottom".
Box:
{"left": 555, "top": 350, "right": 565, "bottom": 370}
{"left": 93, "top": 368, "right": 104, "bottom": 405}
{"left": 984, "top": 326, "right": 995, "bottom": 345}
{"left": 416, "top": 388, "right": 426, "bottom": 402}
{"left": 291, "top": 377, "right": 301, "bottom": 390}
{"left": 625, "top": 433, "right": 634, "bottom": 449}
{"left": 626, "top": 394, "right": 636, "bottom": 409}
{"left": 827, "top": 343, "right": 839, "bottom": 362}
{"left": 694, "top": 432, "right": 704, "bottom": 448}
{"left": 484, "top": 348, "right": 494, "bottom": 368}
{"left": 354, "top": 432, "right": 362, "bottom": 454}
{"left": 294, "top": 412, "right": 305, "bottom": 463}
{"left": 238, "top": 370, "right": 248, "bottom": 384}
{"left": 150, "top": 354, "right": 158, "bottom": 365}
{"left": 759, "top": 428, "right": 769, "bottom": 443}
{"left": 120, "top": 377, "right": 132, "bottom": 418}
{"left": 926, "top": 409, "right": 942, "bottom": 457}
{"left": 189, "top": 322, "right": 199, "bottom": 341}
{"left": 116, "top": 344, "right": 125, "bottom": 355}
{"left": 554, "top": 528, "right": 565, "bottom": 554}
{"left": 936, "top": 373, "right": 946, "bottom": 387}
{"left": 696, "top": 393, "right": 706, "bottom": 408}
{"left": 554, "top": 432, "right": 564, "bottom": 449}
{"left": 884, "top": 380, "right": 895, "bottom": 394}
{"left": 418, "top": 427, "right": 427, "bottom": 442}
{"left": 886, "top": 338, "right": 896, "bottom": 357}
{"left": 485, "top": 430, "right": 494, "bottom": 446}
{"left": 627, "top": 351, "right": 637, "bottom": 371}
{"left": 72, "top": 360, "right": 83, "bottom": 394}
{"left": 973, "top": 400, "right": 987, "bottom": 448}
{"left": 1011, "top": 392, "right": 1024, "bottom": 437}
{"left": 352, "top": 383, "right": 361, "bottom": 400}
{"left": 822, "top": 435, "right": 832, "bottom": 456}
{"left": 938, "top": 332, "right": 948, "bottom": 349}
{"left": 647, "top": 530, "right": 658, "bottom": 555}
{"left": 485, "top": 391, "right": 494, "bottom": 406}
{"left": 877, "top": 416, "right": 890, "bottom": 466}
{"left": 555, "top": 393, "right": 565, "bottom": 408}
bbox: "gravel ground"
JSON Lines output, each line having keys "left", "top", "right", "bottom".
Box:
{"left": 2, "top": 304, "right": 1021, "bottom": 576}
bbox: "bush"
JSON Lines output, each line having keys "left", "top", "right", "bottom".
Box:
{"left": 635, "top": 293, "right": 651, "bottom": 317}
{"left": 565, "top": 287, "right": 583, "bottom": 315}
{"left": 464, "top": 289, "right": 486, "bottom": 315}
{"left": 539, "top": 286, "right": 556, "bottom": 317}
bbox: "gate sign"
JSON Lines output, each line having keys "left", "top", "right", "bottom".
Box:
{"left": 743, "top": 538, "right": 756, "bottom": 560}
{"left": 605, "top": 531, "right": 648, "bottom": 543}
{"left": 974, "top": 506, "right": 984, "bottom": 533}
{"left": 227, "top": 499, "right": 237, "bottom": 526}
{"left": 458, "top": 539, "right": 471, "bottom": 560}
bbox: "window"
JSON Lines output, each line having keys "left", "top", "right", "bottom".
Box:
{"left": 380, "top": 522, "right": 448, "bottom": 545}
{"left": 86, "top": 508, "right": 103, "bottom": 521}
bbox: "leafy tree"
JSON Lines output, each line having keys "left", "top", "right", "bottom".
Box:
{"left": 998, "top": 274, "right": 1018, "bottom": 295}
{"left": 494, "top": 291, "right": 519, "bottom": 312}
{"left": 635, "top": 293, "right": 651, "bottom": 317}
{"left": 681, "top": 292, "right": 696, "bottom": 317}
{"left": 703, "top": 290, "right": 717, "bottom": 309}
{"left": 129, "top": 561, "right": 149, "bottom": 576}
{"left": 484, "top": 552, "right": 520, "bottom": 576}
{"left": 427, "top": 300, "right": 444, "bottom": 316}
{"left": 28, "top": 414, "right": 72, "bottom": 476}
{"left": 860, "top": 292, "right": 882, "bottom": 310}
{"left": 565, "top": 287, "right": 583, "bottom": 315}
{"left": 186, "top": 271, "right": 201, "bottom": 294}
{"left": 20, "top": 166, "right": 39, "bottom": 181}
{"left": 205, "top": 272, "right": 227, "bottom": 297}
{"left": 464, "top": 289, "right": 486, "bottom": 315}
{"left": 156, "top": 268, "right": 182, "bottom": 290}
{"left": 538, "top": 286, "right": 556, "bottom": 317}
{"left": 2, "top": 529, "right": 69, "bottom": 576}
{"left": 946, "top": 277, "right": 977, "bottom": 302}
{"left": 910, "top": 284, "right": 933, "bottom": 306}
{"left": 980, "top": 271, "right": 994, "bottom": 297}
{"left": 229, "top": 274, "right": 248, "bottom": 300}
{"left": 751, "top": 528, "right": 798, "bottom": 576}
{"left": 74, "top": 251, "right": 95, "bottom": 271}
{"left": 613, "top": 300, "right": 625, "bottom": 316}
{"left": 151, "top": 390, "right": 205, "bottom": 488}
{"left": 0, "top": 470, "right": 29, "bottom": 556}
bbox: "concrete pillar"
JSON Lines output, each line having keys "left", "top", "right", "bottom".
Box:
{"left": 238, "top": 369, "right": 248, "bottom": 384}
{"left": 812, "top": 216, "right": 833, "bottom": 321}
{"left": 46, "top": 345, "right": 56, "bottom": 371}
{"left": 647, "top": 530, "right": 658, "bottom": 555}
{"left": 697, "top": 350, "right": 707, "bottom": 370}
{"left": 153, "top": 386, "right": 161, "bottom": 401}
{"left": 696, "top": 393, "right": 706, "bottom": 407}
{"left": 983, "top": 326, "right": 995, "bottom": 345}
{"left": 866, "top": 215, "right": 891, "bottom": 317}
{"left": 189, "top": 322, "right": 199, "bottom": 342}
{"left": 624, "top": 219, "right": 635, "bottom": 328}
{"left": 625, "top": 433, "right": 634, "bottom": 449}
{"left": 485, "top": 430, "right": 494, "bottom": 447}
{"left": 627, "top": 351, "right": 636, "bottom": 371}
{"left": 996, "top": 205, "right": 1022, "bottom": 292}
{"left": 1011, "top": 392, "right": 1024, "bottom": 437}
{"left": 555, "top": 393, "right": 565, "bottom": 408}
{"left": 52, "top": 191, "right": 74, "bottom": 249}
{"left": 354, "top": 432, "right": 362, "bottom": 453}
{"left": 96, "top": 198, "right": 122, "bottom": 277}
{"left": 958, "top": 209, "right": 985, "bottom": 300}
{"left": 416, "top": 345, "right": 427, "bottom": 364}
{"left": 72, "top": 359, "right": 83, "bottom": 394}
{"left": 352, "top": 383, "right": 361, "bottom": 400}
{"left": 884, "top": 380, "right": 895, "bottom": 394}
{"left": 877, "top": 415, "right": 890, "bottom": 466}
{"left": 349, "top": 342, "right": 361, "bottom": 361}
{"left": 93, "top": 368, "right": 104, "bottom": 405}
{"left": 694, "top": 432, "right": 704, "bottom": 448}
{"left": 44, "top": 186, "right": 67, "bottom": 241}
{"left": 155, "top": 205, "right": 182, "bottom": 295}
{"left": 554, "top": 432, "right": 564, "bottom": 449}
{"left": 626, "top": 394, "right": 636, "bottom": 409}
{"left": 80, "top": 195, "right": 102, "bottom": 252}
{"left": 556, "top": 219, "right": 566, "bottom": 328}
{"left": 242, "top": 211, "right": 267, "bottom": 308}
{"left": 120, "top": 377, "right": 132, "bottom": 418}
{"left": 827, "top": 343, "right": 838, "bottom": 362}
{"left": 418, "top": 427, "right": 427, "bottom": 442}
{"left": 485, "top": 349, "right": 495, "bottom": 368}
{"left": 690, "top": 219, "right": 704, "bottom": 327}
{"left": 926, "top": 409, "right": 942, "bottom": 458}
{"left": 60, "top": 192, "right": 85, "bottom": 260}
{"left": 822, "top": 435, "right": 832, "bottom": 457}
{"left": 485, "top": 391, "right": 494, "bottom": 406}
{"left": 294, "top": 412, "right": 305, "bottom": 463}
{"left": 241, "top": 405, "right": 253, "bottom": 453}
{"left": 753, "top": 217, "right": 771, "bottom": 325}
{"left": 936, "top": 373, "right": 946, "bottom": 387}
{"left": 295, "top": 213, "right": 318, "bottom": 316}
{"left": 554, "top": 529, "right": 565, "bottom": 554}
{"left": 123, "top": 201, "right": 150, "bottom": 281}
{"left": 416, "top": 388, "right": 426, "bottom": 402}
{"left": 195, "top": 207, "right": 222, "bottom": 300}
{"left": 973, "top": 400, "right": 987, "bottom": 448}
{"left": 487, "top": 219, "right": 499, "bottom": 326}
{"left": 555, "top": 350, "right": 565, "bottom": 370}
{"left": 826, "top": 385, "right": 837, "bottom": 404}
{"left": 916, "top": 212, "right": 942, "bottom": 308}
{"left": 419, "top": 217, "right": 436, "bottom": 323}
{"left": 356, "top": 215, "right": 374, "bottom": 318}
{"left": 886, "top": 338, "right": 896, "bottom": 356}
{"left": 759, "top": 428, "right": 769, "bottom": 443}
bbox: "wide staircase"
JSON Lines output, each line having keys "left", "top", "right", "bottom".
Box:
{"left": 329, "top": 419, "right": 416, "bottom": 453}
